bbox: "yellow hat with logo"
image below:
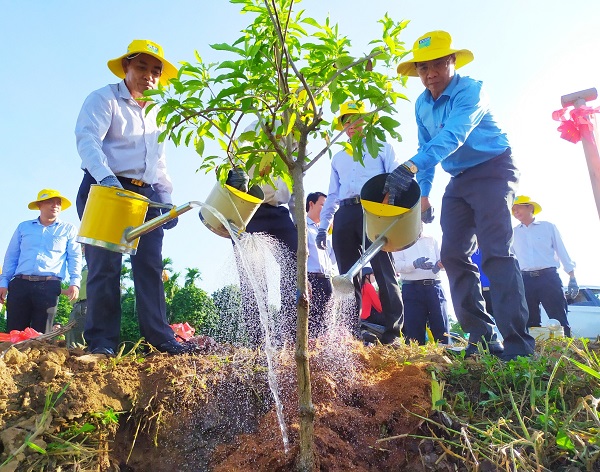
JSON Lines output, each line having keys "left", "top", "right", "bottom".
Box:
{"left": 396, "top": 31, "right": 474, "bottom": 77}
{"left": 334, "top": 101, "right": 378, "bottom": 130}
{"left": 107, "top": 39, "right": 178, "bottom": 86}
{"left": 513, "top": 195, "right": 542, "bottom": 215}
{"left": 28, "top": 189, "right": 72, "bottom": 210}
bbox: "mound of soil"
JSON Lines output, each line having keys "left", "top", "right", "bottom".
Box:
{"left": 0, "top": 336, "right": 448, "bottom": 471}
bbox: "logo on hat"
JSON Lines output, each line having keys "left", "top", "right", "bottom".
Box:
{"left": 418, "top": 37, "right": 431, "bottom": 49}
{"left": 147, "top": 44, "right": 159, "bottom": 54}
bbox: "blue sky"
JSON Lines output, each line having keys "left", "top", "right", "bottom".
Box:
{"left": 2, "top": 0, "right": 600, "bottom": 296}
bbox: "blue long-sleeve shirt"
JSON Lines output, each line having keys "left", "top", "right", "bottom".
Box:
{"left": 0, "top": 218, "right": 83, "bottom": 288}
{"left": 410, "top": 74, "right": 510, "bottom": 197}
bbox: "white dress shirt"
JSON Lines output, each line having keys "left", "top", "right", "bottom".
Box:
{"left": 393, "top": 235, "right": 441, "bottom": 281}
{"left": 75, "top": 81, "right": 173, "bottom": 204}
{"left": 319, "top": 141, "right": 402, "bottom": 231}
{"left": 306, "top": 216, "right": 336, "bottom": 276}
{"left": 512, "top": 219, "right": 575, "bottom": 273}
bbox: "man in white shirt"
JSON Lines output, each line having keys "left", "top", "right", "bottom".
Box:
{"left": 306, "top": 192, "right": 336, "bottom": 337}
{"left": 394, "top": 234, "right": 449, "bottom": 344}
{"left": 512, "top": 196, "right": 578, "bottom": 337}
{"left": 316, "top": 102, "right": 404, "bottom": 344}
{"left": 75, "top": 40, "right": 187, "bottom": 356}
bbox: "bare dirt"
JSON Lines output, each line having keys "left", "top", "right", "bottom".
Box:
{"left": 0, "top": 336, "right": 451, "bottom": 472}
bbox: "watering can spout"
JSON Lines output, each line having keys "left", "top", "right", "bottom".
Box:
{"left": 125, "top": 201, "right": 201, "bottom": 242}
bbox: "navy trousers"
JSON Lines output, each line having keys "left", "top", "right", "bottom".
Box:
{"left": 522, "top": 269, "right": 570, "bottom": 336}
{"left": 77, "top": 172, "right": 175, "bottom": 351}
{"left": 440, "top": 152, "right": 535, "bottom": 357}
{"left": 402, "top": 283, "right": 449, "bottom": 345}
{"left": 307, "top": 274, "right": 332, "bottom": 338}
{"left": 332, "top": 203, "right": 403, "bottom": 343}
{"left": 240, "top": 203, "right": 298, "bottom": 345}
{"left": 6, "top": 278, "right": 61, "bottom": 333}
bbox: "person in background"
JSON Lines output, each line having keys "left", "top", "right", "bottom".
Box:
{"left": 0, "top": 189, "right": 82, "bottom": 334}
{"left": 316, "top": 101, "right": 404, "bottom": 344}
{"left": 394, "top": 233, "right": 449, "bottom": 345}
{"left": 75, "top": 39, "right": 186, "bottom": 356}
{"left": 511, "top": 196, "right": 577, "bottom": 337}
{"left": 386, "top": 30, "right": 534, "bottom": 360}
{"left": 306, "top": 192, "right": 336, "bottom": 337}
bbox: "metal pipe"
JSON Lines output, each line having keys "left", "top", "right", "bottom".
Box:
{"left": 125, "top": 201, "right": 202, "bottom": 242}
{"left": 331, "top": 236, "right": 387, "bottom": 294}
{"left": 560, "top": 88, "right": 600, "bottom": 220}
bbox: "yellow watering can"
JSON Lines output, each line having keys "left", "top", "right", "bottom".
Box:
{"left": 332, "top": 173, "right": 421, "bottom": 294}
{"left": 77, "top": 183, "right": 264, "bottom": 255}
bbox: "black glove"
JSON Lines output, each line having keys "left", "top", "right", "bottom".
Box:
{"left": 316, "top": 228, "right": 327, "bottom": 250}
{"left": 99, "top": 175, "right": 123, "bottom": 189}
{"left": 567, "top": 277, "right": 579, "bottom": 299}
{"left": 226, "top": 168, "right": 249, "bottom": 192}
{"left": 421, "top": 206, "right": 434, "bottom": 224}
{"left": 432, "top": 260, "right": 442, "bottom": 274}
{"left": 383, "top": 164, "right": 414, "bottom": 206}
{"left": 413, "top": 257, "right": 435, "bottom": 270}
{"left": 161, "top": 207, "right": 178, "bottom": 230}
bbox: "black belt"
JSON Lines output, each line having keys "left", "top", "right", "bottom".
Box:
{"left": 117, "top": 176, "right": 150, "bottom": 188}
{"left": 402, "top": 279, "right": 440, "bottom": 286}
{"left": 339, "top": 196, "right": 361, "bottom": 206}
{"left": 522, "top": 267, "right": 556, "bottom": 277}
{"left": 15, "top": 275, "right": 61, "bottom": 282}
{"left": 308, "top": 272, "right": 331, "bottom": 279}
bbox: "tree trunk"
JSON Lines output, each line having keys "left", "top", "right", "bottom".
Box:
{"left": 291, "top": 159, "right": 315, "bottom": 471}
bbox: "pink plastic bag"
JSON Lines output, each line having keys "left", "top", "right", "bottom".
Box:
{"left": 170, "top": 322, "right": 195, "bottom": 341}
{"left": 0, "top": 327, "right": 43, "bottom": 343}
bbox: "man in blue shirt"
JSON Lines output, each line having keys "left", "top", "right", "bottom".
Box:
{"left": 385, "top": 31, "right": 534, "bottom": 360}
{"left": 0, "top": 189, "right": 82, "bottom": 334}
{"left": 75, "top": 40, "right": 186, "bottom": 356}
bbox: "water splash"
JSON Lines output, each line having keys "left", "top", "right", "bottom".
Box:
{"left": 233, "top": 233, "right": 292, "bottom": 454}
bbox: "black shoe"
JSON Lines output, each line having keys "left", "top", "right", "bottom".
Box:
{"left": 155, "top": 339, "right": 189, "bottom": 355}
{"left": 90, "top": 347, "right": 115, "bottom": 356}
{"left": 464, "top": 334, "right": 504, "bottom": 357}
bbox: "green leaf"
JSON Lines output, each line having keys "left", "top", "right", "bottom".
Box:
{"left": 26, "top": 440, "right": 47, "bottom": 454}
{"left": 556, "top": 429, "right": 575, "bottom": 451}
{"left": 210, "top": 43, "right": 245, "bottom": 55}
{"left": 195, "top": 137, "right": 205, "bottom": 156}
{"left": 365, "top": 128, "right": 380, "bottom": 158}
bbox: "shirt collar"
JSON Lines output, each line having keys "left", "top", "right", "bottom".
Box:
{"left": 117, "top": 80, "right": 134, "bottom": 101}
{"left": 306, "top": 216, "right": 318, "bottom": 226}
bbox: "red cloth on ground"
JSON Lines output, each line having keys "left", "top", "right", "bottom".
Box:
{"left": 361, "top": 282, "right": 382, "bottom": 320}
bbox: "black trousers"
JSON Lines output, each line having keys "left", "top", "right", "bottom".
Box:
{"left": 307, "top": 273, "right": 333, "bottom": 338}
{"left": 239, "top": 203, "right": 298, "bottom": 346}
{"left": 6, "top": 278, "right": 61, "bottom": 333}
{"left": 77, "top": 172, "right": 175, "bottom": 351}
{"left": 522, "top": 269, "right": 570, "bottom": 336}
{"left": 332, "top": 203, "right": 403, "bottom": 343}
{"left": 440, "top": 151, "right": 535, "bottom": 357}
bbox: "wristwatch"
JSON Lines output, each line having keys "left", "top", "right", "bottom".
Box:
{"left": 402, "top": 160, "right": 418, "bottom": 174}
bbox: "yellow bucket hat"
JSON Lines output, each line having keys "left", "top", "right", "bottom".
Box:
{"left": 107, "top": 39, "right": 178, "bottom": 86}
{"left": 396, "top": 31, "right": 474, "bottom": 77}
{"left": 28, "top": 189, "right": 72, "bottom": 210}
{"left": 334, "top": 101, "right": 378, "bottom": 130}
{"left": 513, "top": 195, "right": 542, "bottom": 215}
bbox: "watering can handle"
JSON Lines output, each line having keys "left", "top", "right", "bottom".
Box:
{"left": 115, "top": 191, "right": 174, "bottom": 210}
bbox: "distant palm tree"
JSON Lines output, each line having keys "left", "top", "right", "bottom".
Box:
{"left": 184, "top": 268, "right": 202, "bottom": 287}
